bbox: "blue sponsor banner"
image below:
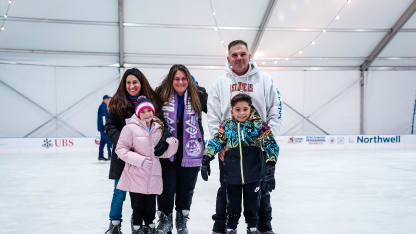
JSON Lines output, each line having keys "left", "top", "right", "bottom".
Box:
{"left": 356, "top": 135, "right": 401, "bottom": 144}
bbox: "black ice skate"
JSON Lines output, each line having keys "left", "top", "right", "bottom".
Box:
{"left": 143, "top": 223, "right": 156, "bottom": 234}
{"left": 226, "top": 228, "right": 237, "bottom": 234}
{"left": 132, "top": 226, "right": 145, "bottom": 234}
{"left": 175, "top": 210, "right": 190, "bottom": 234}
{"left": 155, "top": 211, "right": 173, "bottom": 234}
{"left": 247, "top": 227, "right": 259, "bottom": 234}
{"left": 105, "top": 221, "right": 122, "bottom": 234}
{"left": 259, "top": 231, "right": 275, "bottom": 234}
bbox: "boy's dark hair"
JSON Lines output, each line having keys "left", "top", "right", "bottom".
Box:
{"left": 231, "top": 94, "right": 252, "bottom": 107}
{"left": 228, "top": 40, "right": 248, "bottom": 51}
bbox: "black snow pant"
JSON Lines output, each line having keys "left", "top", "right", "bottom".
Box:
{"left": 157, "top": 157, "right": 200, "bottom": 215}
{"left": 226, "top": 182, "right": 261, "bottom": 229}
{"left": 130, "top": 192, "right": 156, "bottom": 226}
{"left": 213, "top": 160, "right": 274, "bottom": 232}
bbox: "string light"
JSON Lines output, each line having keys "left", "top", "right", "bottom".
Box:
{"left": 210, "top": 0, "right": 353, "bottom": 63}
{"left": 210, "top": 0, "right": 228, "bottom": 54}
{"left": 282, "top": 0, "right": 352, "bottom": 61}
{"left": 1, "top": 0, "right": 13, "bottom": 33}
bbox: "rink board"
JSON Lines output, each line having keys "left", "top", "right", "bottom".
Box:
{"left": 1, "top": 135, "right": 416, "bottom": 153}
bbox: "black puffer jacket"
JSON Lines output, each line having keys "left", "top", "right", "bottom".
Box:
{"left": 197, "top": 85, "right": 208, "bottom": 139}
{"left": 105, "top": 109, "right": 133, "bottom": 179}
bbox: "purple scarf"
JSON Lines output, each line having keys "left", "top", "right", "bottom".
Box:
{"left": 162, "top": 91, "right": 204, "bottom": 167}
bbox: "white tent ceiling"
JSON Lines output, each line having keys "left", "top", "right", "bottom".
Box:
{"left": 1, "top": 0, "right": 416, "bottom": 69}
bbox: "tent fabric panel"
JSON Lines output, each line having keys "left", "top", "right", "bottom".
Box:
{"left": 257, "top": 31, "right": 385, "bottom": 58}
{"left": 268, "top": 0, "right": 413, "bottom": 28}
{"left": 124, "top": 0, "right": 268, "bottom": 27}
{"left": 124, "top": 27, "right": 256, "bottom": 56}
{"left": 0, "top": 22, "right": 118, "bottom": 53}
{"left": 0, "top": 52, "right": 119, "bottom": 67}
{"left": 403, "top": 13, "right": 416, "bottom": 28}
{"left": 365, "top": 71, "right": 416, "bottom": 134}
{"left": 6, "top": 0, "right": 118, "bottom": 21}
{"left": 378, "top": 32, "right": 416, "bottom": 57}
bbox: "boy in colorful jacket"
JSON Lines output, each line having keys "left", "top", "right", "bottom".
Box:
{"left": 115, "top": 96, "right": 179, "bottom": 233}
{"left": 201, "top": 94, "right": 279, "bottom": 234}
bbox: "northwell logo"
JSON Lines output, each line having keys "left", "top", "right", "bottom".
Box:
{"left": 357, "top": 136, "right": 401, "bottom": 144}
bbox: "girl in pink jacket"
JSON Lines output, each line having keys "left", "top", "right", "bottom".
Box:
{"left": 115, "top": 96, "right": 179, "bottom": 233}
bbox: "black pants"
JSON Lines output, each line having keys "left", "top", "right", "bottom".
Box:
{"left": 226, "top": 182, "right": 261, "bottom": 229}
{"left": 130, "top": 192, "right": 156, "bottom": 225}
{"left": 213, "top": 160, "right": 274, "bottom": 232}
{"left": 157, "top": 158, "right": 200, "bottom": 215}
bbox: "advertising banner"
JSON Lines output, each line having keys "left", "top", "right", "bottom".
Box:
{"left": 1, "top": 135, "right": 416, "bottom": 153}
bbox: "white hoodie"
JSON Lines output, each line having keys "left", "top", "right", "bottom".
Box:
{"left": 207, "top": 61, "right": 282, "bottom": 137}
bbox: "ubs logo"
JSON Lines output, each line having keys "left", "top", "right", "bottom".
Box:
{"left": 42, "top": 138, "right": 74, "bottom": 149}
{"left": 42, "top": 138, "right": 53, "bottom": 149}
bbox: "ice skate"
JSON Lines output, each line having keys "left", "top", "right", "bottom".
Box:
{"left": 212, "top": 231, "right": 226, "bottom": 234}
{"left": 175, "top": 210, "right": 189, "bottom": 234}
{"left": 105, "top": 221, "right": 122, "bottom": 234}
{"left": 226, "top": 228, "right": 237, "bottom": 234}
{"left": 258, "top": 231, "right": 275, "bottom": 234}
{"left": 155, "top": 211, "right": 173, "bottom": 234}
{"left": 132, "top": 226, "right": 145, "bottom": 234}
{"left": 247, "top": 227, "right": 259, "bottom": 234}
{"left": 143, "top": 223, "right": 156, "bottom": 234}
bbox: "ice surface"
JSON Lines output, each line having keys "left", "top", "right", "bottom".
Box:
{"left": 1, "top": 148, "right": 416, "bottom": 234}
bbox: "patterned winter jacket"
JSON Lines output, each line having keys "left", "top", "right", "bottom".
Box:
{"left": 204, "top": 107, "right": 279, "bottom": 185}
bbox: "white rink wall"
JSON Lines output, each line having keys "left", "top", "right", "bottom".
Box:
{"left": 1, "top": 64, "right": 416, "bottom": 137}
{"left": 1, "top": 135, "right": 415, "bottom": 154}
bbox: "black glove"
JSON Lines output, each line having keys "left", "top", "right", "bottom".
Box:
{"left": 261, "top": 164, "right": 276, "bottom": 192}
{"left": 200, "top": 155, "right": 212, "bottom": 181}
{"left": 154, "top": 141, "right": 169, "bottom": 156}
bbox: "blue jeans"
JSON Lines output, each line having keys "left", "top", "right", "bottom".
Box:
{"left": 99, "top": 131, "right": 112, "bottom": 159}
{"left": 109, "top": 179, "right": 127, "bottom": 221}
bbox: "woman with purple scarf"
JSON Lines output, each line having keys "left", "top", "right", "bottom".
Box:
{"left": 154, "top": 64, "right": 208, "bottom": 234}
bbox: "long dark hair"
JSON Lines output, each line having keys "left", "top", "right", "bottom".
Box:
{"left": 155, "top": 64, "right": 202, "bottom": 117}
{"left": 109, "top": 68, "right": 161, "bottom": 119}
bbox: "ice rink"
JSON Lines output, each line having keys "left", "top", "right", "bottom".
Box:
{"left": 1, "top": 148, "right": 416, "bottom": 234}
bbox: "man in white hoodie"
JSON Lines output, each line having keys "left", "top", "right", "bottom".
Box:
{"left": 207, "top": 40, "right": 282, "bottom": 234}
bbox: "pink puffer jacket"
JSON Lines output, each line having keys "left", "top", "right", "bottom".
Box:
{"left": 115, "top": 114, "right": 178, "bottom": 194}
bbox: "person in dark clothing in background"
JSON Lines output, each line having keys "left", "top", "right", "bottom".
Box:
{"left": 98, "top": 94, "right": 112, "bottom": 161}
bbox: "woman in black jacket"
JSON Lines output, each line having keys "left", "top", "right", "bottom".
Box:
{"left": 104, "top": 68, "right": 163, "bottom": 234}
